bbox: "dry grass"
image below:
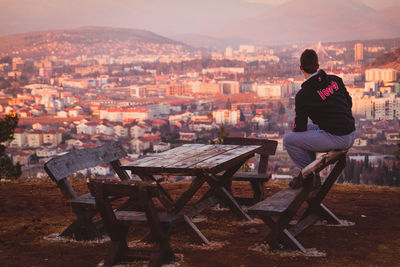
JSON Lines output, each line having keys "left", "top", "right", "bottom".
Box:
{"left": 1, "top": 179, "right": 400, "bottom": 267}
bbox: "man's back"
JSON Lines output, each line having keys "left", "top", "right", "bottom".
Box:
{"left": 294, "top": 69, "right": 355, "bottom": 136}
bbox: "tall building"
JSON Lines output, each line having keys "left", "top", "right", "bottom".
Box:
{"left": 354, "top": 43, "right": 364, "bottom": 61}
{"left": 225, "top": 46, "right": 233, "bottom": 57}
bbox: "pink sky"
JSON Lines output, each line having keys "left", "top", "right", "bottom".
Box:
{"left": 0, "top": 0, "right": 399, "bottom": 38}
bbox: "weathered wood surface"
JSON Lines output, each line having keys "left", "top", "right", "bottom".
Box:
{"left": 223, "top": 137, "right": 278, "bottom": 155}
{"left": 194, "top": 145, "right": 260, "bottom": 172}
{"left": 116, "top": 211, "right": 179, "bottom": 223}
{"left": 301, "top": 150, "right": 347, "bottom": 178}
{"left": 45, "top": 142, "right": 126, "bottom": 182}
{"left": 165, "top": 145, "right": 239, "bottom": 169}
{"left": 69, "top": 193, "right": 96, "bottom": 207}
{"left": 122, "top": 144, "right": 260, "bottom": 175}
{"left": 248, "top": 188, "right": 304, "bottom": 216}
{"left": 231, "top": 172, "right": 271, "bottom": 181}
{"left": 123, "top": 144, "right": 206, "bottom": 168}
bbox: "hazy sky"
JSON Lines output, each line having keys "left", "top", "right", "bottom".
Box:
{"left": 0, "top": 0, "right": 399, "bottom": 37}
{"left": 245, "top": 0, "right": 399, "bottom": 8}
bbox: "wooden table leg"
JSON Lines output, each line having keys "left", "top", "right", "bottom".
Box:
{"left": 172, "top": 175, "right": 206, "bottom": 214}
{"left": 202, "top": 163, "right": 252, "bottom": 221}
{"left": 137, "top": 173, "right": 174, "bottom": 210}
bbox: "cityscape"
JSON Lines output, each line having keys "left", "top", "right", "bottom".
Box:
{"left": 0, "top": 26, "right": 399, "bottom": 185}
{"left": 1, "top": 0, "right": 400, "bottom": 266}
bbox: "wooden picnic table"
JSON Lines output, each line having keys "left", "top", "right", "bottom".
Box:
{"left": 121, "top": 143, "right": 261, "bottom": 244}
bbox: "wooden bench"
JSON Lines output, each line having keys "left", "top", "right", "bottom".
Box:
{"left": 44, "top": 142, "right": 130, "bottom": 240}
{"left": 222, "top": 137, "right": 278, "bottom": 205}
{"left": 248, "top": 150, "right": 347, "bottom": 252}
{"left": 88, "top": 179, "right": 181, "bottom": 267}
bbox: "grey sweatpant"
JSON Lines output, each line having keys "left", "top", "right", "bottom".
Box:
{"left": 283, "top": 124, "right": 355, "bottom": 169}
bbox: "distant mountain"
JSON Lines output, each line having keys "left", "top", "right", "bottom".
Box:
{"left": 0, "top": 26, "right": 191, "bottom": 58}
{"left": 170, "top": 34, "right": 254, "bottom": 49}
{"left": 214, "top": 0, "right": 400, "bottom": 45}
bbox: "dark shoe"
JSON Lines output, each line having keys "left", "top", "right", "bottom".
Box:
{"left": 289, "top": 174, "right": 303, "bottom": 189}
{"left": 303, "top": 172, "right": 321, "bottom": 189}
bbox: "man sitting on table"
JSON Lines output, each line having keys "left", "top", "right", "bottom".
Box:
{"left": 283, "top": 49, "right": 355, "bottom": 188}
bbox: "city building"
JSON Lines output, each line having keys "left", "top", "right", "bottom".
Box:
{"left": 10, "top": 129, "right": 27, "bottom": 147}
{"left": 42, "top": 131, "right": 62, "bottom": 145}
{"left": 219, "top": 81, "right": 240, "bottom": 95}
{"left": 354, "top": 43, "right": 364, "bottom": 61}
{"left": 27, "top": 131, "right": 43, "bottom": 147}
{"left": 99, "top": 108, "right": 152, "bottom": 122}
{"left": 239, "top": 44, "right": 255, "bottom": 54}
{"left": 212, "top": 109, "right": 240, "bottom": 125}
{"left": 365, "top": 68, "right": 397, "bottom": 82}
{"left": 225, "top": 46, "right": 233, "bottom": 57}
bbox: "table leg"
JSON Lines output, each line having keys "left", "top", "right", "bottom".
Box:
{"left": 136, "top": 173, "right": 174, "bottom": 210}
{"left": 172, "top": 175, "right": 206, "bottom": 214}
{"left": 202, "top": 162, "right": 252, "bottom": 221}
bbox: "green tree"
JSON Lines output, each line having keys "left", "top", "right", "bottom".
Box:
{"left": 0, "top": 114, "right": 22, "bottom": 180}
{"left": 210, "top": 125, "right": 229, "bottom": 144}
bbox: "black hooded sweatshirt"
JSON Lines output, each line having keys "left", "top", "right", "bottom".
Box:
{"left": 293, "top": 69, "right": 355, "bottom": 136}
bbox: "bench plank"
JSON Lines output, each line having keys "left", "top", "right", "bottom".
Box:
{"left": 232, "top": 172, "right": 271, "bottom": 182}
{"left": 116, "top": 211, "right": 180, "bottom": 223}
{"left": 45, "top": 142, "right": 126, "bottom": 182}
{"left": 248, "top": 188, "right": 303, "bottom": 216}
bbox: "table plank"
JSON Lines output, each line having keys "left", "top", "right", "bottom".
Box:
{"left": 165, "top": 145, "right": 239, "bottom": 169}
{"left": 121, "top": 144, "right": 261, "bottom": 175}
{"left": 123, "top": 144, "right": 205, "bottom": 168}
{"left": 194, "top": 145, "right": 260, "bottom": 172}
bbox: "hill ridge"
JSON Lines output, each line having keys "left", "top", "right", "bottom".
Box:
{"left": 0, "top": 26, "right": 192, "bottom": 59}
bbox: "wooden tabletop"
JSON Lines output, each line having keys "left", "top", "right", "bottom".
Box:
{"left": 121, "top": 144, "right": 261, "bottom": 175}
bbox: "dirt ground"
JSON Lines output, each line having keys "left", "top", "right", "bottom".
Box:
{"left": 1, "top": 179, "right": 400, "bottom": 267}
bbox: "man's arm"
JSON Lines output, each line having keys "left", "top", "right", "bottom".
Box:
{"left": 293, "top": 92, "right": 308, "bottom": 132}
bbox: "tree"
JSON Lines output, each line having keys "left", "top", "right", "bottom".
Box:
{"left": 210, "top": 125, "right": 229, "bottom": 144}
{"left": 0, "top": 113, "right": 22, "bottom": 180}
{"left": 225, "top": 98, "right": 232, "bottom": 110}
{"left": 239, "top": 108, "right": 245, "bottom": 122}
{"left": 250, "top": 103, "right": 257, "bottom": 115}
{"left": 278, "top": 103, "right": 286, "bottom": 115}
{"left": 364, "top": 155, "right": 370, "bottom": 170}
